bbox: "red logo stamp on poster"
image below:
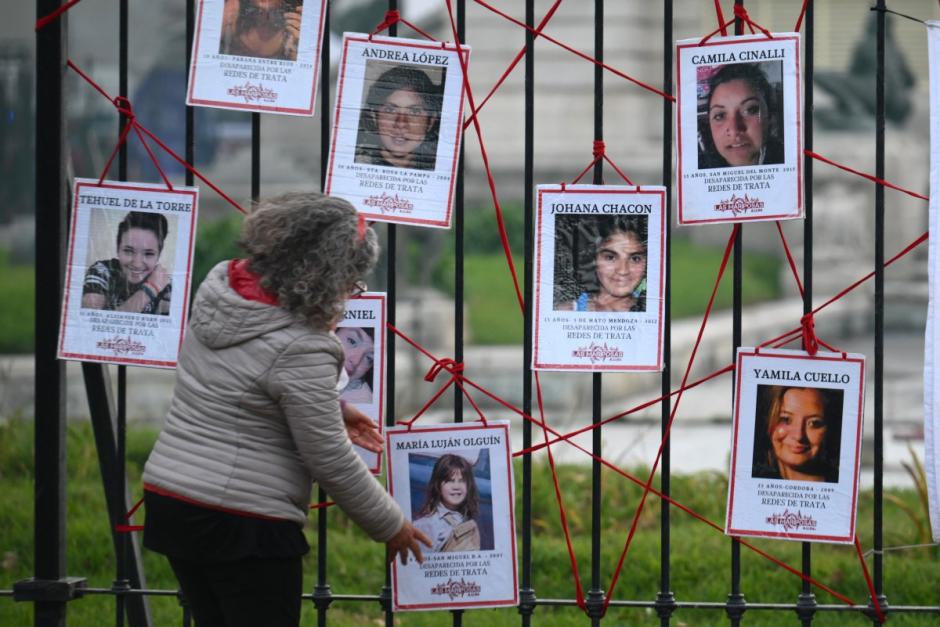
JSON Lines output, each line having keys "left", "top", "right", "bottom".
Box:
{"left": 572, "top": 343, "right": 624, "bottom": 363}
{"left": 226, "top": 82, "right": 278, "bottom": 103}
{"left": 96, "top": 336, "right": 147, "bottom": 356}
{"left": 363, "top": 193, "right": 414, "bottom": 214}
{"left": 430, "top": 578, "right": 481, "bottom": 600}
{"left": 714, "top": 194, "right": 765, "bottom": 216}
{"left": 765, "top": 509, "right": 817, "bottom": 532}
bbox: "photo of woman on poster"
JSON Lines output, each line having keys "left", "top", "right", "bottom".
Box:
{"left": 219, "top": 0, "right": 303, "bottom": 61}
{"left": 354, "top": 63, "right": 444, "bottom": 171}
{"left": 337, "top": 326, "right": 375, "bottom": 404}
{"left": 751, "top": 385, "right": 843, "bottom": 483}
{"left": 697, "top": 62, "right": 784, "bottom": 169}
{"left": 82, "top": 211, "right": 172, "bottom": 315}
{"left": 554, "top": 215, "right": 648, "bottom": 313}
{"left": 413, "top": 453, "right": 487, "bottom": 553}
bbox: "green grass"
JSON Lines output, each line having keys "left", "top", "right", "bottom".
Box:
{"left": 1, "top": 419, "right": 937, "bottom": 625}
{"left": 0, "top": 254, "right": 34, "bottom": 353}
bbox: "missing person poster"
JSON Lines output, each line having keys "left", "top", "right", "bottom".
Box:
{"left": 532, "top": 185, "right": 666, "bottom": 372}
{"left": 187, "top": 0, "right": 327, "bottom": 115}
{"left": 924, "top": 20, "right": 940, "bottom": 541}
{"left": 676, "top": 33, "right": 802, "bottom": 225}
{"left": 323, "top": 34, "right": 470, "bottom": 228}
{"left": 387, "top": 422, "right": 517, "bottom": 611}
{"left": 58, "top": 179, "right": 199, "bottom": 368}
{"left": 725, "top": 348, "right": 865, "bottom": 544}
{"left": 337, "top": 292, "right": 386, "bottom": 474}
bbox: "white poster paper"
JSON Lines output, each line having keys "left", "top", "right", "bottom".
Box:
{"left": 387, "top": 422, "right": 517, "bottom": 611}
{"left": 676, "top": 33, "right": 802, "bottom": 224}
{"left": 58, "top": 179, "right": 199, "bottom": 369}
{"left": 324, "top": 34, "right": 470, "bottom": 228}
{"left": 337, "top": 292, "right": 386, "bottom": 474}
{"left": 187, "top": 0, "right": 327, "bottom": 115}
{"left": 532, "top": 185, "right": 666, "bottom": 372}
{"left": 725, "top": 348, "right": 865, "bottom": 544}
{"left": 923, "top": 20, "right": 940, "bottom": 541}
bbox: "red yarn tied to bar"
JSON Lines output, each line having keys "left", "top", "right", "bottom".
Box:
{"left": 424, "top": 358, "right": 464, "bottom": 383}
{"left": 592, "top": 140, "right": 605, "bottom": 159}
{"left": 371, "top": 9, "right": 401, "bottom": 35}
{"left": 700, "top": 4, "right": 773, "bottom": 45}
{"left": 800, "top": 313, "right": 819, "bottom": 356}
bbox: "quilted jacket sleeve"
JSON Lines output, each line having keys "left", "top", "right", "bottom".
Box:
{"left": 267, "top": 332, "right": 404, "bottom": 542}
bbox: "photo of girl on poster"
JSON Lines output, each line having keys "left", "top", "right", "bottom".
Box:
{"left": 82, "top": 210, "right": 175, "bottom": 316}
{"left": 553, "top": 214, "right": 648, "bottom": 313}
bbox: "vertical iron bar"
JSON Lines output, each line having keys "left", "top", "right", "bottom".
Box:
{"left": 315, "top": 4, "right": 333, "bottom": 625}
{"left": 384, "top": 5, "right": 399, "bottom": 626}
{"left": 251, "top": 113, "right": 260, "bottom": 202}
{"left": 115, "top": 1, "right": 130, "bottom": 625}
{"left": 33, "top": 0, "right": 68, "bottom": 625}
{"left": 727, "top": 2, "right": 745, "bottom": 626}
{"left": 185, "top": 0, "right": 195, "bottom": 189}
{"left": 872, "top": 0, "right": 887, "bottom": 619}
{"left": 451, "top": 3, "right": 466, "bottom": 626}
{"left": 587, "top": 0, "right": 605, "bottom": 624}
{"left": 519, "top": 0, "right": 536, "bottom": 623}
{"left": 656, "top": 1, "right": 676, "bottom": 623}
{"left": 798, "top": 2, "right": 817, "bottom": 626}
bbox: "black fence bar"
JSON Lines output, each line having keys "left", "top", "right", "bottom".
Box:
{"left": 728, "top": 2, "right": 746, "bottom": 626}
{"left": 315, "top": 4, "right": 333, "bottom": 626}
{"left": 31, "top": 1, "right": 69, "bottom": 625}
{"left": 872, "top": 0, "right": 888, "bottom": 619}
{"left": 588, "top": 0, "right": 604, "bottom": 625}
{"left": 519, "top": 0, "right": 536, "bottom": 623}
{"left": 657, "top": 1, "right": 676, "bottom": 624}
{"left": 799, "top": 1, "right": 817, "bottom": 626}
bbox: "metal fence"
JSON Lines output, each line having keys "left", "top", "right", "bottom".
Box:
{"left": 10, "top": 0, "right": 940, "bottom": 625}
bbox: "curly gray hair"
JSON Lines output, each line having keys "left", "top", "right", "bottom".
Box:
{"left": 240, "top": 192, "right": 378, "bottom": 329}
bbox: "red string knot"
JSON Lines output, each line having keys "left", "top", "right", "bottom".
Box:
{"left": 112, "top": 96, "right": 136, "bottom": 123}
{"left": 592, "top": 140, "right": 606, "bottom": 159}
{"left": 373, "top": 9, "right": 401, "bottom": 35}
{"left": 800, "top": 313, "right": 819, "bottom": 356}
{"left": 424, "top": 358, "right": 464, "bottom": 383}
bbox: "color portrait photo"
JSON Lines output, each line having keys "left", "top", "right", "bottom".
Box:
{"left": 324, "top": 34, "right": 470, "bottom": 228}
{"left": 677, "top": 33, "right": 802, "bottom": 224}
{"left": 58, "top": 179, "right": 199, "bottom": 369}
{"left": 387, "top": 422, "right": 517, "bottom": 611}
{"left": 725, "top": 348, "right": 865, "bottom": 544}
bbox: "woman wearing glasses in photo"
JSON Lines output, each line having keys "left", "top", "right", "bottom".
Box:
{"left": 355, "top": 64, "right": 442, "bottom": 171}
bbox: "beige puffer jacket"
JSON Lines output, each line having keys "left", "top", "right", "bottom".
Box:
{"left": 142, "top": 261, "right": 403, "bottom": 541}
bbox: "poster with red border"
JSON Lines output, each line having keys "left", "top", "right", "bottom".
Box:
{"left": 387, "top": 422, "right": 517, "bottom": 611}
{"left": 323, "top": 34, "right": 470, "bottom": 228}
{"left": 725, "top": 348, "right": 865, "bottom": 544}
{"left": 676, "top": 33, "right": 802, "bottom": 225}
{"left": 337, "top": 292, "right": 386, "bottom": 474}
{"left": 186, "top": 0, "right": 327, "bottom": 115}
{"left": 57, "top": 179, "right": 199, "bottom": 369}
{"left": 532, "top": 185, "right": 666, "bottom": 372}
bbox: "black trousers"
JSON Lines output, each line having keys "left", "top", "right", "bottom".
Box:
{"left": 168, "top": 555, "right": 303, "bottom": 627}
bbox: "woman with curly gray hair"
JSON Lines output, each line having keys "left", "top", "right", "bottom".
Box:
{"left": 142, "top": 192, "right": 429, "bottom": 627}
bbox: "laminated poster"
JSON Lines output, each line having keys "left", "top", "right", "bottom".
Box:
{"left": 187, "top": 0, "right": 327, "bottom": 115}
{"left": 387, "top": 422, "right": 517, "bottom": 611}
{"left": 324, "top": 34, "right": 470, "bottom": 228}
{"left": 676, "top": 32, "right": 802, "bottom": 224}
{"left": 725, "top": 348, "right": 865, "bottom": 543}
{"left": 58, "top": 179, "right": 199, "bottom": 368}
{"left": 336, "top": 292, "right": 386, "bottom": 474}
{"left": 924, "top": 19, "right": 940, "bottom": 541}
{"left": 532, "top": 185, "right": 666, "bottom": 372}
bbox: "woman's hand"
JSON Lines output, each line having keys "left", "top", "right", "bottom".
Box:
{"left": 283, "top": 6, "right": 302, "bottom": 59}
{"left": 341, "top": 403, "right": 383, "bottom": 453}
{"left": 146, "top": 264, "right": 171, "bottom": 293}
{"left": 386, "top": 520, "right": 432, "bottom": 565}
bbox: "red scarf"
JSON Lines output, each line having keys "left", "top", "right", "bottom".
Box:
{"left": 228, "top": 259, "right": 279, "bottom": 306}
